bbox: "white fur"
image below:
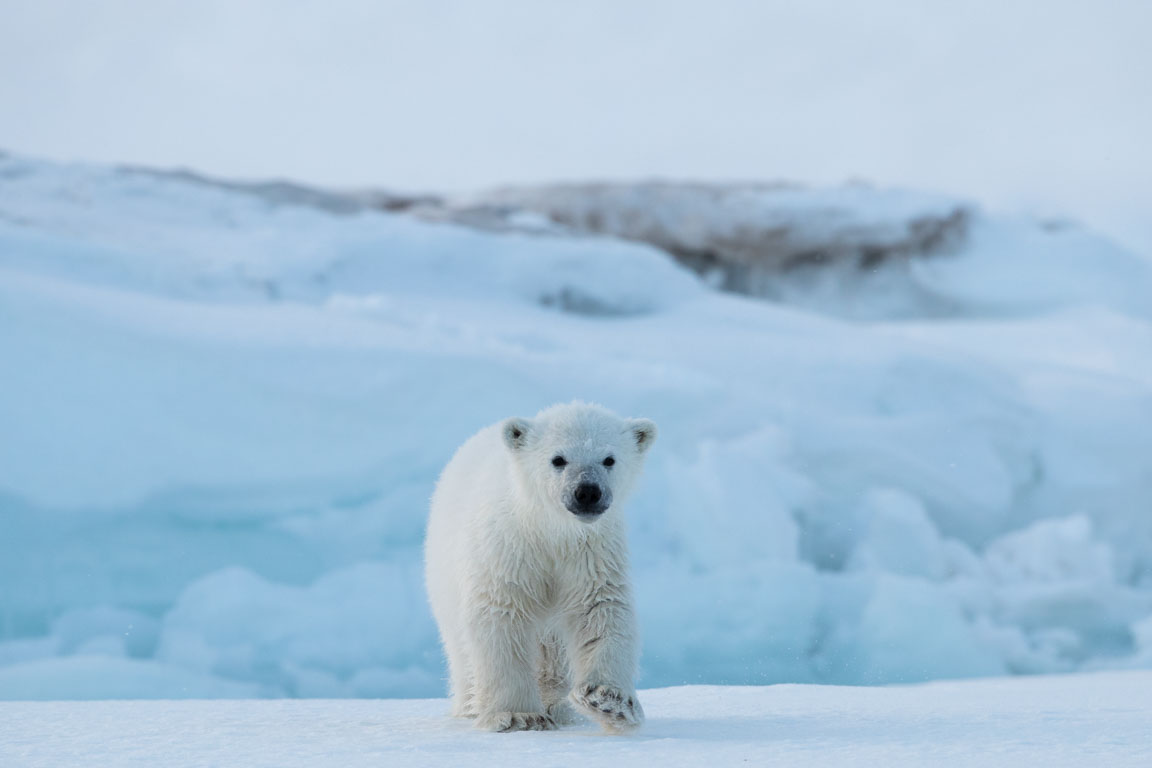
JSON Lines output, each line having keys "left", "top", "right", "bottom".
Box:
{"left": 425, "top": 401, "right": 656, "bottom": 732}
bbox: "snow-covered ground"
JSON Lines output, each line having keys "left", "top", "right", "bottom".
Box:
{"left": 1, "top": 153, "right": 1152, "bottom": 701}
{"left": 3, "top": 672, "right": 1150, "bottom": 767}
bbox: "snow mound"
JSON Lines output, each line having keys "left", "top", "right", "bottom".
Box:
{"left": 0, "top": 155, "right": 700, "bottom": 315}
{"left": 1, "top": 154, "right": 1151, "bottom": 700}
{"left": 156, "top": 562, "right": 439, "bottom": 698}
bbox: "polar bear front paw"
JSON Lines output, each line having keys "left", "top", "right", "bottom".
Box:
{"left": 571, "top": 684, "right": 644, "bottom": 731}
{"left": 477, "top": 711, "right": 557, "bottom": 732}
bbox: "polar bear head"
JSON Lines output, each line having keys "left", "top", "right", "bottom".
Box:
{"left": 502, "top": 401, "right": 657, "bottom": 524}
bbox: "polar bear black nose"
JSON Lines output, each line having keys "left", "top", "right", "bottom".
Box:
{"left": 574, "top": 483, "right": 602, "bottom": 507}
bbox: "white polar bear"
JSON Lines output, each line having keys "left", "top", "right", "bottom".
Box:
{"left": 425, "top": 401, "right": 657, "bottom": 732}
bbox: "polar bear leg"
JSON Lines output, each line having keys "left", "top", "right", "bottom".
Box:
{"left": 566, "top": 582, "right": 644, "bottom": 731}
{"left": 444, "top": 638, "right": 477, "bottom": 718}
{"left": 469, "top": 608, "right": 556, "bottom": 732}
{"left": 538, "top": 632, "right": 579, "bottom": 725}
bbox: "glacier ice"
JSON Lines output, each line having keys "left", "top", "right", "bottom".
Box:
{"left": 0, "top": 155, "right": 1150, "bottom": 699}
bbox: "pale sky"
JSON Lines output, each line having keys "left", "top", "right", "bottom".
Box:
{"left": 2, "top": 0, "right": 1150, "bottom": 254}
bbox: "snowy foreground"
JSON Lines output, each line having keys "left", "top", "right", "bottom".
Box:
{"left": 1, "top": 153, "right": 1152, "bottom": 699}
{"left": 2, "top": 673, "right": 1150, "bottom": 768}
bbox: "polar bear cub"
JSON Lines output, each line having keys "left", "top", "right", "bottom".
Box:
{"left": 425, "top": 401, "right": 657, "bottom": 732}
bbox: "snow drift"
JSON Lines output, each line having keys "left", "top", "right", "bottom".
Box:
{"left": 1, "top": 153, "right": 1151, "bottom": 700}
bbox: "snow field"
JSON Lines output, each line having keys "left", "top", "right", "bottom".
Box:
{"left": 2, "top": 672, "right": 1150, "bottom": 767}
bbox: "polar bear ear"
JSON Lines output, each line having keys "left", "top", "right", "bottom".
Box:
{"left": 502, "top": 418, "right": 531, "bottom": 451}
{"left": 627, "top": 418, "right": 657, "bottom": 453}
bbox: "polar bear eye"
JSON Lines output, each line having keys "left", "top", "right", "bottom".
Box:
{"left": 551, "top": 456, "right": 567, "bottom": 468}
{"left": 603, "top": 456, "right": 615, "bottom": 467}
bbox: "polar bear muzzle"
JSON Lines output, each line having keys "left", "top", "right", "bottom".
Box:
{"left": 566, "top": 477, "right": 612, "bottom": 519}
